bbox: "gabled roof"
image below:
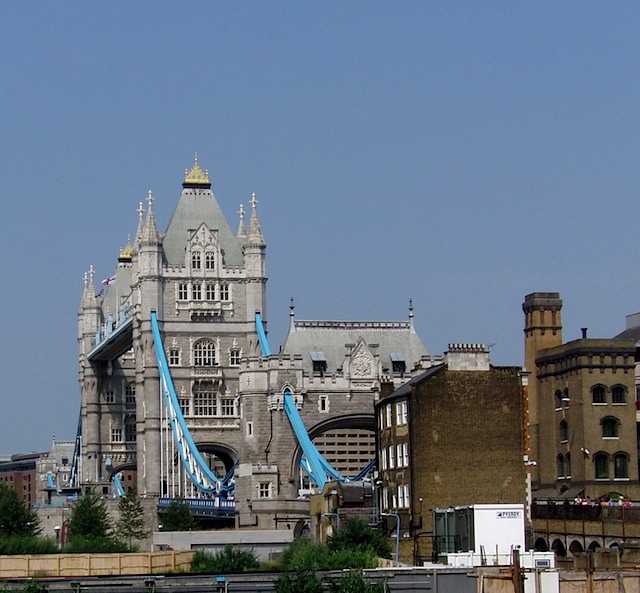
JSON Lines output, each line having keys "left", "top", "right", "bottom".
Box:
{"left": 162, "top": 186, "right": 244, "bottom": 267}
{"left": 281, "top": 319, "right": 429, "bottom": 375}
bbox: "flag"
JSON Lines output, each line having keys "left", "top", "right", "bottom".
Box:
{"left": 96, "top": 289, "right": 105, "bottom": 298}
{"left": 101, "top": 275, "right": 116, "bottom": 285}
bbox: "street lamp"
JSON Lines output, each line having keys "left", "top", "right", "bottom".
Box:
{"left": 382, "top": 512, "right": 400, "bottom": 566}
{"left": 54, "top": 525, "right": 61, "bottom": 549}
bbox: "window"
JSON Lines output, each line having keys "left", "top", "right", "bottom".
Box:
{"left": 105, "top": 389, "right": 115, "bottom": 404}
{"left": 592, "top": 385, "right": 606, "bottom": 404}
{"left": 178, "top": 283, "right": 189, "bottom": 300}
{"left": 397, "top": 444, "right": 403, "bottom": 467}
{"left": 205, "top": 251, "right": 215, "bottom": 270}
{"left": 385, "top": 404, "right": 392, "bottom": 428}
{"left": 193, "top": 339, "right": 216, "bottom": 366}
{"left": 556, "top": 454, "right": 565, "bottom": 479}
{"left": 111, "top": 427, "right": 122, "bottom": 443}
{"left": 169, "top": 348, "right": 181, "bottom": 366}
{"left": 125, "top": 383, "right": 136, "bottom": 405}
{"left": 381, "top": 448, "right": 387, "bottom": 470}
{"left": 398, "top": 484, "right": 406, "bottom": 508}
{"left": 595, "top": 453, "right": 609, "bottom": 479}
{"left": 318, "top": 395, "right": 328, "bottom": 412}
{"left": 221, "top": 397, "right": 235, "bottom": 416}
{"left": 193, "top": 380, "right": 216, "bottom": 416}
{"left": 612, "top": 385, "right": 627, "bottom": 404}
{"left": 388, "top": 445, "right": 395, "bottom": 469}
{"left": 192, "top": 283, "right": 202, "bottom": 300}
{"left": 379, "top": 408, "right": 385, "bottom": 430}
{"left": 559, "top": 420, "right": 569, "bottom": 443}
{"left": 246, "top": 422, "right": 253, "bottom": 437}
{"left": 565, "top": 452, "right": 571, "bottom": 478}
{"left": 205, "top": 283, "right": 216, "bottom": 301}
{"left": 602, "top": 417, "right": 619, "bottom": 438}
{"left": 382, "top": 487, "right": 389, "bottom": 511}
{"left": 555, "top": 390, "right": 563, "bottom": 410}
{"left": 258, "top": 482, "right": 272, "bottom": 498}
{"left": 614, "top": 453, "right": 629, "bottom": 479}
{"left": 220, "top": 283, "right": 230, "bottom": 301}
{"left": 229, "top": 348, "right": 241, "bottom": 366}
{"left": 311, "top": 351, "right": 327, "bottom": 375}
{"left": 402, "top": 443, "right": 409, "bottom": 467}
{"left": 402, "top": 484, "right": 410, "bottom": 508}
{"left": 396, "top": 401, "right": 407, "bottom": 425}
{"left": 562, "top": 388, "right": 570, "bottom": 409}
{"left": 125, "top": 420, "right": 136, "bottom": 442}
{"left": 191, "top": 251, "right": 201, "bottom": 269}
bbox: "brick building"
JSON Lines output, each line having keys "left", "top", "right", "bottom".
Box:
{"left": 523, "top": 292, "right": 640, "bottom": 502}
{"left": 376, "top": 344, "right": 527, "bottom": 561}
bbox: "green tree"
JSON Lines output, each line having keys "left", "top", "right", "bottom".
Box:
{"left": 67, "top": 490, "right": 111, "bottom": 540}
{"left": 0, "top": 482, "right": 40, "bottom": 536}
{"left": 160, "top": 499, "right": 196, "bottom": 531}
{"left": 327, "top": 517, "right": 391, "bottom": 559}
{"left": 116, "top": 488, "right": 148, "bottom": 547}
{"left": 275, "top": 569, "right": 323, "bottom": 593}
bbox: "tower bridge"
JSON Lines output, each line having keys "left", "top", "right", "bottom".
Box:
{"left": 77, "top": 156, "right": 432, "bottom": 528}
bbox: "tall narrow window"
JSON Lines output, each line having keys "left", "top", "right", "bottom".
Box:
{"left": 614, "top": 453, "right": 629, "bottom": 479}
{"left": 192, "top": 283, "right": 202, "bottom": 300}
{"left": 592, "top": 385, "right": 606, "bottom": 404}
{"left": 205, "top": 283, "right": 216, "bottom": 301}
{"left": 385, "top": 404, "right": 392, "bottom": 428}
{"left": 169, "top": 348, "right": 181, "bottom": 366}
{"left": 125, "top": 383, "right": 136, "bottom": 405}
{"left": 555, "top": 390, "right": 563, "bottom": 410}
{"left": 396, "top": 444, "right": 403, "bottom": 467}
{"left": 205, "top": 252, "right": 215, "bottom": 270}
{"left": 595, "top": 453, "right": 609, "bottom": 479}
{"left": 178, "top": 283, "right": 189, "bottom": 300}
{"left": 559, "top": 420, "right": 569, "bottom": 443}
{"left": 221, "top": 397, "right": 235, "bottom": 416}
{"left": 191, "top": 251, "right": 201, "bottom": 270}
{"left": 402, "top": 443, "right": 409, "bottom": 467}
{"left": 229, "top": 348, "right": 241, "bottom": 366}
{"left": 388, "top": 445, "right": 395, "bottom": 469}
{"left": 556, "top": 454, "right": 565, "bottom": 479}
{"left": 220, "top": 284, "right": 230, "bottom": 301}
{"left": 125, "top": 420, "right": 136, "bottom": 442}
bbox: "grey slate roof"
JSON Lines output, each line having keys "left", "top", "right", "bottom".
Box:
{"left": 162, "top": 188, "right": 245, "bottom": 267}
{"left": 281, "top": 319, "right": 429, "bottom": 374}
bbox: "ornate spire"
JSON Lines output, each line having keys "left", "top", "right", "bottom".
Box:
{"left": 183, "top": 153, "right": 211, "bottom": 188}
{"left": 409, "top": 298, "right": 415, "bottom": 332}
{"left": 140, "top": 190, "right": 161, "bottom": 245}
{"left": 246, "top": 193, "right": 265, "bottom": 246}
{"left": 289, "top": 297, "right": 296, "bottom": 333}
{"left": 237, "top": 204, "right": 246, "bottom": 237}
{"left": 81, "top": 265, "right": 100, "bottom": 307}
{"left": 134, "top": 201, "right": 145, "bottom": 245}
{"left": 119, "top": 235, "right": 133, "bottom": 262}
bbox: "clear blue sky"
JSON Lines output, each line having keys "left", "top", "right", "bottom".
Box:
{"left": 1, "top": 3, "right": 639, "bottom": 454}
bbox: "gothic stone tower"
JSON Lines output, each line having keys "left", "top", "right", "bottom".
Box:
{"left": 78, "top": 157, "right": 267, "bottom": 498}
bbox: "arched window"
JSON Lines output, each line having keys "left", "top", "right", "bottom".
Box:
{"left": 601, "top": 417, "right": 619, "bottom": 438}
{"left": 592, "top": 385, "right": 606, "bottom": 404}
{"left": 563, "top": 388, "right": 570, "bottom": 409}
{"left": 556, "top": 454, "right": 565, "bottom": 479}
{"left": 555, "top": 390, "right": 563, "bottom": 410}
{"left": 614, "top": 453, "right": 629, "bottom": 479}
{"left": 205, "top": 251, "right": 215, "bottom": 270}
{"left": 559, "top": 420, "right": 569, "bottom": 443}
{"left": 594, "top": 452, "right": 609, "bottom": 479}
{"left": 193, "top": 339, "right": 216, "bottom": 366}
{"left": 191, "top": 251, "right": 201, "bottom": 270}
{"left": 612, "top": 385, "right": 627, "bottom": 404}
{"left": 565, "top": 452, "right": 571, "bottom": 478}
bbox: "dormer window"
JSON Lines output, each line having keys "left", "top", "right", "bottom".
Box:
{"left": 390, "top": 352, "right": 406, "bottom": 375}
{"left": 192, "top": 251, "right": 201, "bottom": 270}
{"left": 310, "top": 351, "right": 327, "bottom": 375}
{"left": 205, "top": 251, "right": 215, "bottom": 270}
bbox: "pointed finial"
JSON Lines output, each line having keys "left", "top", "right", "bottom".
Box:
{"left": 147, "top": 190, "right": 154, "bottom": 210}
{"left": 83, "top": 271, "right": 88, "bottom": 288}
{"left": 289, "top": 297, "right": 296, "bottom": 332}
{"left": 290, "top": 297, "right": 295, "bottom": 316}
{"left": 238, "top": 204, "right": 245, "bottom": 220}
{"left": 409, "top": 298, "right": 415, "bottom": 332}
{"left": 251, "top": 192, "right": 258, "bottom": 210}
{"left": 89, "top": 265, "right": 95, "bottom": 284}
{"left": 137, "top": 201, "right": 144, "bottom": 219}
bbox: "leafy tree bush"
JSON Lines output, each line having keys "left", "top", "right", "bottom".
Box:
{"left": 159, "top": 499, "right": 196, "bottom": 532}
{"left": 327, "top": 518, "right": 391, "bottom": 559}
{"left": 278, "top": 537, "right": 378, "bottom": 572}
{"left": 0, "top": 536, "right": 57, "bottom": 555}
{"left": 116, "top": 488, "right": 148, "bottom": 547}
{"left": 190, "top": 545, "right": 260, "bottom": 573}
{"left": 0, "top": 482, "right": 40, "bottom": 537}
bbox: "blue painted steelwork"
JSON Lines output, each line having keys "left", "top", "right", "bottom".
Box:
{"left": 47, "top": 473, "right": 55, "bottom": 489}
{"left": 158, "top": 497, "right": 235, "bottom": 518}
{"left": 150, "top": 312, "right": 234, "bottom": 495}
{"left": 113, "top": 473, "right": 126, "bottom": 497}
{"left": 255, "top": 311, "right": 271, "bottom": 356}
{"left": 68, "top": 412, "right": 82, "bottom": 488}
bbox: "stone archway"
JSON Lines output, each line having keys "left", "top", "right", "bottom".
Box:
{"left": 534, "top": 537, "right": 549, "bottom": 552}
{"left": 552, "top": 538, "right": 566, "bottom": 557}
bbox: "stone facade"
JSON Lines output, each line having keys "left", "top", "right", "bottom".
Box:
{"left": 523, "top": 292, "right": 640, "bottom": 502}
{"left": 77, "top": 157, "right": 430, "bottom": 528}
